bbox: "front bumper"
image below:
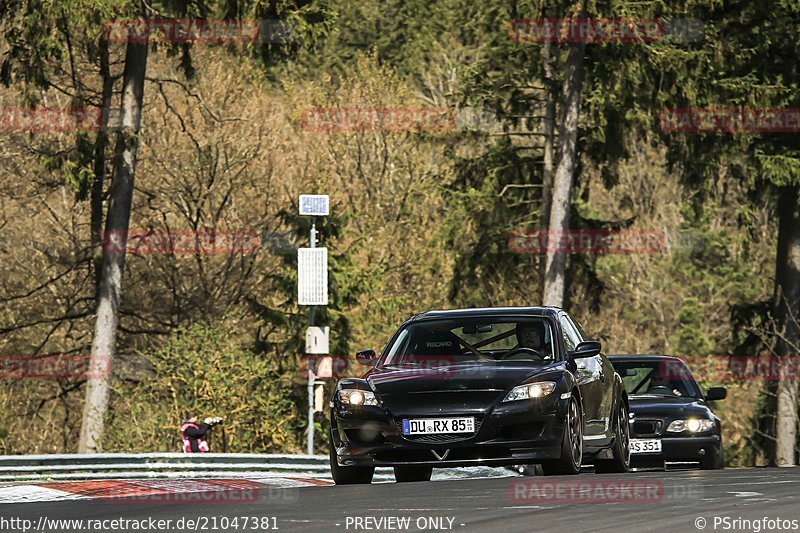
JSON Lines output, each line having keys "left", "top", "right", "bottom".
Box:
{"left": 331, "top": 396, "right": 568, "bottom": 468}
{"left": 630, "top": 434, "right": 722, "bottom": 465}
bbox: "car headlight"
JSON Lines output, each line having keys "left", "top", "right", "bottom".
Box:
{"left": 667, "top": 418, "right": 714, "bottom": 433}
{"left": 338, "top": 389, "right": 379, "bottom": 406}
{"left": 503, "top": 381, "right": 557, "bottom": 402}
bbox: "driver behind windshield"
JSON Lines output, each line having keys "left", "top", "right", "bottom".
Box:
{"left": 506, "top": 322, "right": 552, "bottom": 360}
{"left": 647, "top": 374, "right": 688, "bottom": 397}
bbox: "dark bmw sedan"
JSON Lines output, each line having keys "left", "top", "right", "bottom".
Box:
{"left": 329, "top": 307, "right": 631, "bottom": 484}
{"left": 609, "top": 355, "right": 727, "bottom": 470}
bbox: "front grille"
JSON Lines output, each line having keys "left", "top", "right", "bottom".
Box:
{"left": 632, "top": 419, "right": 663, "bottom": 436}
{"left": 394, "top": 418, "right": 482, "bottom": 444}
{"left": 405, "top": 433, "right": 471, "bottom": 444}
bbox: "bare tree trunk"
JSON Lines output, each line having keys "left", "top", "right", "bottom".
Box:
{"left": 774, "top": 184, "right": 800, "bottom": 467}
{"left": 540, "top": 36, "right": 557, "bottom": 230}
{"left": 542, "top": 37, "right": 585, "bottom": 308}
{"left": 538, "top": 37, "right": 558, "bottom": 299}
{"left": 91, "top": 37, "right": 113, "bottom": 303}
{"left": 78, "top": 18, "right": 149, "bottom": 453}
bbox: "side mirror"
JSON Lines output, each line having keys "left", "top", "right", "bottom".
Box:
{"left": 706, "top": 386, "right": 727, "bottom": 401}
{"left": 355, "top": 349, "right": 378, "bottom": 366}
{"left": 569, "top": 340, "right": 601, "bottom": 359}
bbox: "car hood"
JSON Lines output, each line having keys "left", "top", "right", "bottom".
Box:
{"left": 628, "top": 395, "right": 712, "bottom": 418}
{"left": 366, "top": 361, "right": 563, "bottom": 395}
{"left": 364, "top": 361, "right": 564, "bottom": 416}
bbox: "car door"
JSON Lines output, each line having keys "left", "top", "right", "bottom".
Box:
{"left": 566, "top": 314, "right": 614, "bottom": 437}
{"left": 559, "top": 313, "right": 603, "bottom": 440}
{"left": 559, "top": 313, "right": 604, "bottom": 439}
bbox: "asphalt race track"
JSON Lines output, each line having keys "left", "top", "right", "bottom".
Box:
{"left": 2, "top": 468, "right": 799, "bottom": 533}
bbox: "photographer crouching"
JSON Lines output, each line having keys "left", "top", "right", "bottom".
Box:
{"left": 180, "top": 413, "right": 223, "bottom": 453}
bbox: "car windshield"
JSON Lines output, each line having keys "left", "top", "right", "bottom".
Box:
{"left": 611, "top": 359, "right": 702, "bottom": 398}
{"left": 382, "top": 317, "right": 556, "bottom": 365}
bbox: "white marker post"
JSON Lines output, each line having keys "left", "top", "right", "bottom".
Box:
{"left": 298, "top": 195, "right": 329, "bottom": 455}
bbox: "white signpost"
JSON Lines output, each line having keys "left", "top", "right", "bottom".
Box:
{"left": 305, "top": 326, "right": 330, "bottom": 354}
{"left": 297, "top": 248, "right": 328, "bottom": 305}
{"left": 298, "top": 194, "right": 329, "bottom": 455}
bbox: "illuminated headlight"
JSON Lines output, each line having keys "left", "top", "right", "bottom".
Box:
{"left": 503, "top": 382, "right": 557, "bottom": 402}
{"left": 338, "top": 389, "right": 379, "bottom": 406}
{"left": 667, "top": 418, "right": 714, "bottom": 433}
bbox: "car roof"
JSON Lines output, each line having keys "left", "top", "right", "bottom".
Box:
{"left": 608, "top": 354, "right": 686, "bottom": 363}
{"left": 410, "top": 307, "right": 562, "bottom": 322}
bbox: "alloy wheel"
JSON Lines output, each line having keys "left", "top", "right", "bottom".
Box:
{"left": 619, "top": 402, "right": 631, "bottom": 466}
{"left": 568, "top": 398, "right": 583, "bottom": 467}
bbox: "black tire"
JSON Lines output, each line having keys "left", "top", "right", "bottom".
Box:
{"left": 393, "top": 465, "right": 433, "bottom": 482}
{"left": 542, "top": 395, "right": 583, "bottom": 476}
{"left": 329, "top": 432, "right": 374, "bottom": 484}
{"left": 701, "top": 445, "right": 725, "bottom": 470}
{"left": 594, "top": 399, "right": 631, "bottom": 474}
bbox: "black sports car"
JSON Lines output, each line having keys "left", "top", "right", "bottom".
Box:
{"left": 608, "top": 355, "right": 726, "bottom": 470}
{"left": 329, "top": 307, "right": 631, "bottom": 484}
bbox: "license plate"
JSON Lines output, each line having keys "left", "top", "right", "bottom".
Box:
{"left": 402, "top": 417, "right": 475, "bottom": 435}
{"left": 630, "top": 438, "right": 662, "bottom": 454}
